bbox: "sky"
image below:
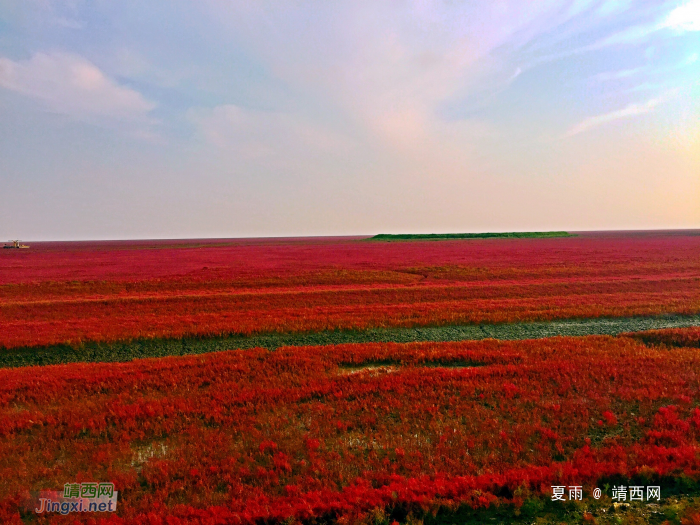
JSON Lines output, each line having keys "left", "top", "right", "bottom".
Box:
{"left": 0, "top": 0, "right": 698, "bottom": 240}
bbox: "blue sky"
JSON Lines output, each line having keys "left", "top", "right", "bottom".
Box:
{"left": 0, "top": 0, "right": 698, "bottom": 240}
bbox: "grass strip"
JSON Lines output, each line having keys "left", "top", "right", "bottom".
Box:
{"left": 368, "top": 231, "right": 575, "bottom": 241}
{"left": 2, "top": 313, "right": 699, "bottom": 369}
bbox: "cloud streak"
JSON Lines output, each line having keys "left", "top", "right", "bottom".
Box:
{"left": 188, "top": 104, "right": 354, "bottom": 166}
{"left": 564, "top": 92, "right": 675, "bottom": 137}
{"left": 0, "top": 52, "right": 155, "bottom": 122}
{"left": 664, "top": 0, "right": 700, "bottom": 31}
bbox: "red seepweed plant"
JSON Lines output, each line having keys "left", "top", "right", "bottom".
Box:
{"left": 3, "top": 332, "right": 700, "bottom": 523}
{"left": 1, "top": 232, "right": 699, "bottom": 348}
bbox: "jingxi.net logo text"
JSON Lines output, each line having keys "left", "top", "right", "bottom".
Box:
{"left": 35, "top": 482, "right": 118, "bottom": 515}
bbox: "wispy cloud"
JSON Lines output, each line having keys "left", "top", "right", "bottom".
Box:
{"left": 564, "top": 91, "right": 675, "bottom": 137}
{"left": 585, "top": 0, "right": 700, "bottom": 50}
{"left": 589, "top": 23, "right": 661, "bottom": 49}
{"left": 188, "top": 104, "right": 355, "bottom": 168}
{"left": 596, "top": 0, "right": 634, "bottom": 17}
{"left": 0, "top": 52, "right": 155, "bottom": 122}
{"left": 201, "top": 1, "right": 640, "bottom": 156}
{"left": 52, "top": 17, "right": 84, "bottom": 29}
{"left": 590, "top": 67, "right": 644, "bottom": 82}
{"left": 664, "top": 0, "right": 700, "bottom": 31}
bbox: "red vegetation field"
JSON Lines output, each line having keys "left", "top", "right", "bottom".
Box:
{"left": 625, "top": 327, "right": 700, "bottom": 348}
{"left": 2, "top": 331, "right": 700, "bottom": 523}
{"left": 2, "top": 232, "right": 699, "bottom": 348}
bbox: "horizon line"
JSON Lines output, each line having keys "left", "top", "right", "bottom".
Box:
{"left": 6, "top": 228, "right": 700, "bottom": 244}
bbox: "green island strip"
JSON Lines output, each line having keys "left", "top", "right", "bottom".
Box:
{"left": 2, "top": 314, "right": 698, "bottom": 369}
{"left": 369, "top": 231, "right": 575, "bottom": 241}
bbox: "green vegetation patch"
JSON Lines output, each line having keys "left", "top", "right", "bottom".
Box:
{"left": 368, "top": 231, "right": 575, "bottom": 241}
{"left": 2, "top": 314, "right": 698, "bottom": 369}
